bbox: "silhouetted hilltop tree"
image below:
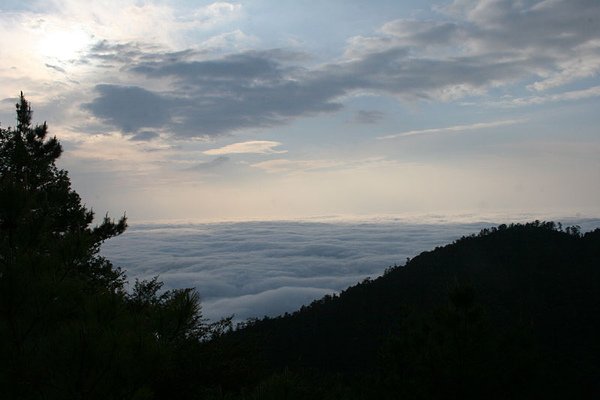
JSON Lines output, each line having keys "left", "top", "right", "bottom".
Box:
{"left": 0, "top": 92, "right": 127, "bottom": 290}
{"left": 0, "top": 94, "right": 211, "bottom": 399}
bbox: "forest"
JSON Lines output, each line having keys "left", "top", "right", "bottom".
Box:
{"left": 1, "top": 95, "right": 599, "bottom": 399}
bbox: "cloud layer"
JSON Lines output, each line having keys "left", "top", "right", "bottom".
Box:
{"left": 78, "top": 0, "right": 600, "bottom": 138}
{"left": 101, "top": 218, "right": 600, "bottom": 322}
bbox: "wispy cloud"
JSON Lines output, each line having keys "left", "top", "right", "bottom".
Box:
{"left": 249, "top": 156, "right": 396, "bottom": 174}
{"left": 204, "top": 140, "right": 287, "bottom": 155}
{"left": 130, "top": 130, "right": 159, "bottom": 142}
{"left": 189, "top": 2, "right": 243, "bottom": 29}
{"left": 190, "top": 155, "right": 230, "bottom": 171}
{"left": 351, "top": 110, "right": 385, "bottom": 124}
{"left": 378, "top": 119, "right": 525, "bottom": 140}
{"left": 499, "top": 86, "right": 600, "bottom": 107}
{"left": 250, "top": 158, "right": 342, "bottom": 174}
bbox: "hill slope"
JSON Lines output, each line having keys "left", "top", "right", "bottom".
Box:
{"left": 212, "top": 222, "right": 600, "bottom": 399}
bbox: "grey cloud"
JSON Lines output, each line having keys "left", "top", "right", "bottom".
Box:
{"left": 171, "top": 78, "right": 344, "bottom": 136}
{"left": 439, "top": 0, "right": 600, "bottom": 56}
{"left": 84, "top": 85, "right": 172, "bottom": 133}
{"left": 86, "top": 50, "right": 344, "bottom": 137}
{"left": 190, "top": 155, "right": 230, "bottom": 171}
{"left": 204, "top": 287, "right": 336, "bottom": 321}
{"left": 344, "top": 0, "right": 600, "bottom": 94}
{"left": 337, "top": 48, "right": 546, "bottom": 98}
{"left": 131, "top": 51, "right": 286, "bottom": 81}
{"left": 352, "top": 110, "right": 384, "bottom": 124}
{"left": 45, "top": 63, "right": 66, "bottom": 73}
{"left": 130, "top": 130, "right": 159, "bottom": 141}
{"left": 86, "top": 41, "right": 163, "bottom": 65}
{"left": 83, "top": 0, "right": 600, "bottom": 138}
{"left": 83, "top": 41, "right": 141, "bottom": 67}
{"left": 83, "top": 40, "right": 203, "bottom": 74}
{"left": 380, "top": 19, "right": 465, "bottom": 47}
{"left": 0, "top": 97, "right": 17, "bottom": 123}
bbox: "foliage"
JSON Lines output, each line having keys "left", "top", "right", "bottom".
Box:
{"left": 222, "top": 221, "right": 600, "bottom": 399}
{"left": 0, "top": 93, "right": 127, "bottom": 292}
{"left": 0, "top": 94, "right": 212, "bottom": 399}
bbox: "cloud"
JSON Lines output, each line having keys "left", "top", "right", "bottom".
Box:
{"left": 44, "top": 0, "right": 244, "bottom": 47}
{"left": 101, "top": 218, "right": 600, "bottom": 321}
{"left": 250, "top": 158, "right": 342, "bottom": 174}
{"left": 498, "top": 86, "right": 600, "bottom": 107}
{"left": 101, "top": 220, "right": 493, "bottom": 321}
{"left": 84, "top": 84, "right": 173, "bottom": 133}
{"left": 84, "top": 40, "right": 161, "bottom": 67}
{"left": 250, "top": 156, "right": 406, "bottom": 175}
{"left": 378, "top": 119, "right": 525, "bottom": 139}
{"left": 190, "top": 155, "right": 230, "bottom": 171}
{"left": 130, "top": 130, "right": 159, "bottom": 141}
{"left": 21, "top": 0, "right": 598, "bottom": 139}
{"left": 197, "top": 29, "right": 258, "bottom": 52}
{"left": 205, "top": 286, "right": 336, "bottom": 321}
{"left": 345, "top": 0, "right": 600, "bottom": 97}
{"left": 437, "top": 0, "right": 600, "bottom": 90}
{"left": 190, "top": 2, "right": 242, "bottom": 29}
{"left": 44, "top": 63, "right": 66, "bottom": 73}
{"left": 342, "top": 19, "right": 466, "bottom": 57}
{"left": 352, "top": 110, "right": 385, "bottom": 124}
{"left": 130, "top": 50, "right": 286, "bottom": 80}
{"left": 1, "top": 97, "right": 17, "bottom": 104}
{"left": 203, "top": 140, "right": 286, "bottom": 155}
{"left": 88, "top": 0, "right": 599, "bottom": 137}
{"left": 82, "top": 48, "right": 344, "bottom": 137}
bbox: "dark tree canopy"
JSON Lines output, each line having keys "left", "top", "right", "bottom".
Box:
{"left": 0, "top": 92, "right": 127, "bottom": 290}
{"left": 0, "top": 94, "right": 211, "bottom": 400}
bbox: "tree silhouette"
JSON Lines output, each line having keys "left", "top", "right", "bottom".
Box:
{"left": 0, "top": 93, "right": 127, "bottom": 290}
{"left": 0, "top": 93, "right": 130, "bottom": 398}
{"left": 0, "top": 94, "right": 210, "bottom": 399}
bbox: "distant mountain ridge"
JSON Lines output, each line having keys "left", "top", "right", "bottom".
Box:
{"left": 212, "top": 221, "right": 600, "bottom": 399}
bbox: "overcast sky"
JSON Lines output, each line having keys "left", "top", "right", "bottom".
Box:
{"left": 1, "top": 0, "right": 599, "bottom": 222}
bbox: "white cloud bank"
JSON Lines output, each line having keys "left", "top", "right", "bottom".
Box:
{"left": 101, "top": 218, "right": 600, "bottom": 322}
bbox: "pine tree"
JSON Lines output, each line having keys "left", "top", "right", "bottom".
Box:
{"left": 0, "top": 94, "right": 131, "bottom": 399}
{"left": 0, "top": 92, "right": 127, "bottom": 291}
{"left": 0, "top": 94, "right": 217, "bottom": 399}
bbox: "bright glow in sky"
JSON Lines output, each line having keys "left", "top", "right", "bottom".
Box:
{"left": 37, "top": 25, "right": 92, "bottom": 61}
{"left": 1, "top": 0, "right": 599, "bottom": 222}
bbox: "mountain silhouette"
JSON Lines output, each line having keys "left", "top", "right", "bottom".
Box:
{"left": 212, "top": 222, "right": 600, "bottom": 398}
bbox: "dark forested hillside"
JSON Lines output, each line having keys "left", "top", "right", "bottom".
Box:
{"left": 215, "top": 222, "right": 600, "bottom": 399}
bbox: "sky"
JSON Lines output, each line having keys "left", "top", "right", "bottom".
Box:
{"left": 1, "top": 0, "right": 599, "bottom": 222}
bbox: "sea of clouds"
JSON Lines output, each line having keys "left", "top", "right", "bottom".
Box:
{"left": 101, "top": 217, "right": 600, "bottom": 322}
